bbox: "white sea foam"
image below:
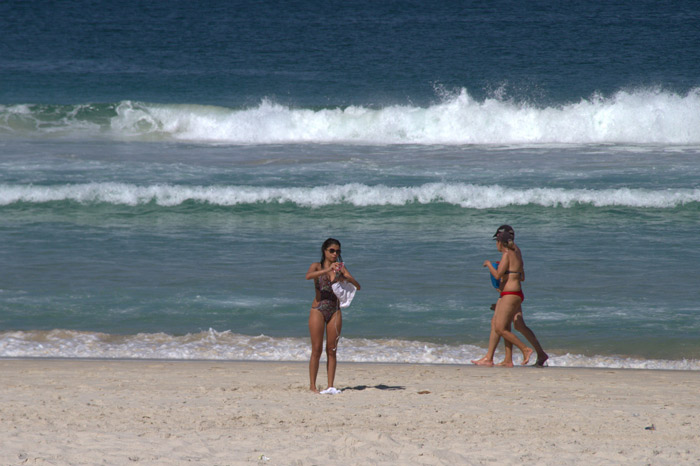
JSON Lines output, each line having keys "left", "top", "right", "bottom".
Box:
{"left": 1, "top": 182, "right": 698, "bottom": 209}
{"left": 1, "top": 329, "right": 698, "bottom": 371}
{"left": 2, "top": 88, "right": 700, "bottom": 145}
{"left": 107, "top": 88, "right": 700, "bottom": 144}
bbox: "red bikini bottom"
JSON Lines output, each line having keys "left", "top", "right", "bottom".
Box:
{"left": 500, "top": 290, "right": 524, "bottom": 302}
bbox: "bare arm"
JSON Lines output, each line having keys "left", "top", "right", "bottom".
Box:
{"left": 338, "top": 266, "right": 361, "bottom": 290}
{"left": 483, "top": 252, "right": 509, "bottom": 280}
{"left": 305, "top": 262, "right": 331, "bottom": 280}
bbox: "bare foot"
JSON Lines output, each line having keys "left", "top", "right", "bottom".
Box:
{"left": 310, "top": 386, "right": 320, "bottom": 394}
{"left": 535, "top": 352, "right": 549, "bottom": 367}
{"left": 472, "top": 358, "right": 494, "bottom": 367}
{"left": 520, "top": 347, "right": 534, "bottom": 366}
{"left": 496, "top": 360, "right": 514, "bottom": 368}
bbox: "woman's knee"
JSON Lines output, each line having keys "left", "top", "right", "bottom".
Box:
{"left": 310, "top": 345, "right": 323, "bottom": 359}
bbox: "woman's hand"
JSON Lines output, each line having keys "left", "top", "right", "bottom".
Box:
{"left": 332, "top": 262, "right": 344, "bottom": 272}
{"left": 331, "top": 263, "right": 347, "bottom": 282}
{"left": 484, "top": 259, "right": 501, "bottom": 280}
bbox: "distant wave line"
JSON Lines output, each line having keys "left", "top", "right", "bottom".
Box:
{"left": 0, "top": 182, "right": 698, "bottom": 208}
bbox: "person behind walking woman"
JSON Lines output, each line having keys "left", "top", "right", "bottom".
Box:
{"left": 305, "top": 238, "right": 361, "bottom": 393}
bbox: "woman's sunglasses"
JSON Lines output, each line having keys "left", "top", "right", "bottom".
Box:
{"left": 327, "top": 248, "right": 341, "bottom": 254}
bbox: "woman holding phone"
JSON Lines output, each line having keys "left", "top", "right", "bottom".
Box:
{"left": 305, "top": 238, "right": 361, "bottom": 393}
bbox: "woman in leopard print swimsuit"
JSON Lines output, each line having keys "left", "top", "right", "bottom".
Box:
{"left": 305, "top": 238, "right": 361, "bottom": 393}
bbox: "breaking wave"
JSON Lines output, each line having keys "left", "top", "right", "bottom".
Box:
{"left": 2, "top": 87, "right": 700, "bottom": 145}
{"left": 0, "top": 182, "right": 698, "bottom": 209}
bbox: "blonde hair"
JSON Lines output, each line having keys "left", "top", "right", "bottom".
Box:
{"left": 500, "top": 239, "right": 516, "bottom": 250}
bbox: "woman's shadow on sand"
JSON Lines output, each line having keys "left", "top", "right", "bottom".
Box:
{"left": 341, "top": 384, "right": 405, "bottom": 391}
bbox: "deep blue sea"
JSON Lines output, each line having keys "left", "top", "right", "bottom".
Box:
{"left": 1, "top": 0, "right": 699, "bottom": 369}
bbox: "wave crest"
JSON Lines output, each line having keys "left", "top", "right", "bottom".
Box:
{"left": 0, "top": 182, "right": 698, "bottom": 208}
{"left": 2, "top": 88, "right": 700, "bottom": 145}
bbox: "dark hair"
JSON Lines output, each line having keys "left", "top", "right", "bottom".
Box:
{"left": 320, "top": 238, "right": 341, "bottom": 265}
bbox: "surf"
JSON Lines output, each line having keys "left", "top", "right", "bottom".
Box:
{"left": 2, "top": 87, "right": 700, "bottom": 145}
{"left": 2, "top": 329, "right": 699, "bottom": 370}
{"left": 1, "top": 182, "right": 698, "bottom": 209}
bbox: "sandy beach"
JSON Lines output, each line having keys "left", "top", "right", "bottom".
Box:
{"left": 1, "top": 359, "right": 699, "bottom": 465}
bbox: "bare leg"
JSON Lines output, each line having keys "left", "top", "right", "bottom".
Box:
{"left": 308, "top": 309, "right": 325, "bottom": 393}
{"left": 325, "top": 310, "right": 342, "bottom": 389}
{"left": 472, "top": 305, "right": 501, "bottom": 366}
{"left": 496, "top": 321, "right": 514, "bottom": 367}
{"left": 494, "top": 295, "right": 533, "bottom": 365}
{"left": 513, "top": 308, "right": 548, "bottom": 366}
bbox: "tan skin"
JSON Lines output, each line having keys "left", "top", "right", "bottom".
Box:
{"left": 475, "top": 242, "right": 548, "bottom": 367}
{"left": 471, "top": 240, "right": 534, "bottom": 366}
{"left": 305, "top": 244, "right": 361, "bottom": 393}
{"left": 498, "top": 306, "right": 548, "bottom": 367}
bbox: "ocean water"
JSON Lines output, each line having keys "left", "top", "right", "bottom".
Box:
{"left": 1, "top": 0, "right": 699, "bottom": 370}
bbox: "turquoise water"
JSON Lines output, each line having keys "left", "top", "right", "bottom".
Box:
{"left": 1, "top": 0, "right": 699, "bottom": 369}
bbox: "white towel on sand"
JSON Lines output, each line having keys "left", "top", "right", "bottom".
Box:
{"left": 320, "top": 387, "right": 342, "bottom": 395}
{"left": 331, "top": 281, "right": 356, "bottom": 308}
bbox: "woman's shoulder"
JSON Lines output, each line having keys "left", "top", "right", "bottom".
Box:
{"left": 514, "top": 245, "right": 523, "bottom": 259}
{"left": 504, "top": 248, "right": 520, "bottom": 263}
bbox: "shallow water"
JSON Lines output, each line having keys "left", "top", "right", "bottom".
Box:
{"left": 1, "top": 0, "right": 699, "bottom": 369}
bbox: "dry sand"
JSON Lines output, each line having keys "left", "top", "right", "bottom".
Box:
{"left": 1, "top": 359, "right": 699, "bottom": 465}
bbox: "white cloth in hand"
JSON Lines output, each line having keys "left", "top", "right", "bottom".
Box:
{"left": 331, "top": 281, "right": 357, "bottom": 308}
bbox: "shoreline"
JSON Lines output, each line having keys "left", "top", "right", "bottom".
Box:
{"left": 3, "top": 329, "right": 699, "bottom": 371}
{"left": 2, "top": 355, "right": 699, "bottom": 372}
{"left": 2, "top": 359, "right": 699, "bottom": 464}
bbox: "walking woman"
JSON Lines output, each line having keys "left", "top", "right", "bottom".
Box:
{"left": 472, "top": 226, "right": 547, "bottom": 367}
{"left": 305, "top": 238, "right": 361, "bottom": 393}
